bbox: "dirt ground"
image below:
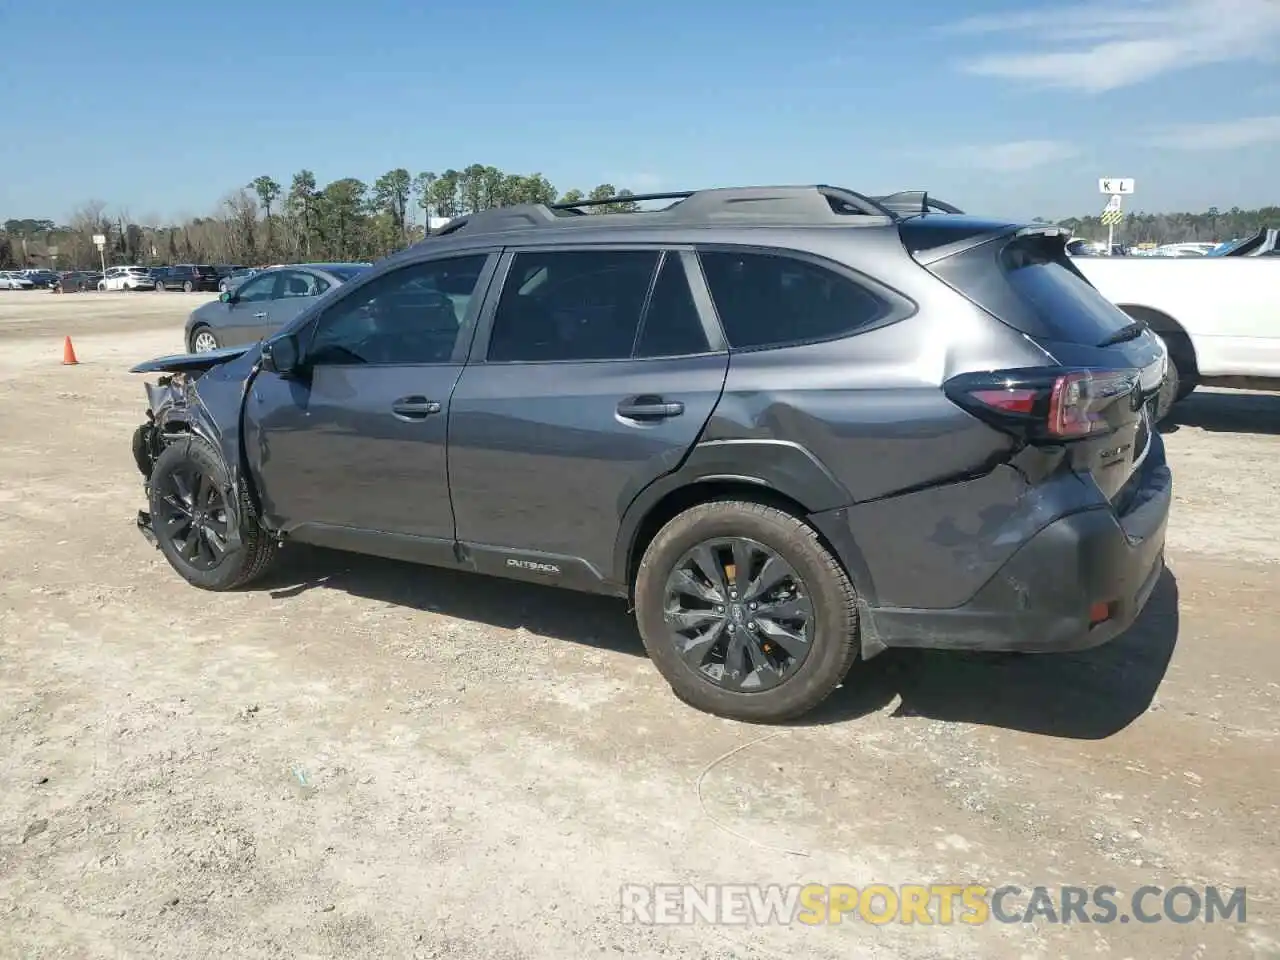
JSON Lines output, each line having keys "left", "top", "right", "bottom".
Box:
{"left": 1, "top": 291, "right": 1278, "bottom": 960}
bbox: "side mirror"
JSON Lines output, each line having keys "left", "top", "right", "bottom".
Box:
{"left": 219, "top": 291, "right": 232, "bottom": 303}
{"left": 260, "top": 333, "right": 302, "bottom": 376}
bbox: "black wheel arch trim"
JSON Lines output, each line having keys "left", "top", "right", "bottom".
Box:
{"left": 612, "top": 438, "right": 878, "bottom": 602}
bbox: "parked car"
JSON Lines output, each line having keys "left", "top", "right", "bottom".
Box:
{"left": 129, "top": 185, "right": 1172, "bottom": 723}
{"left": 184, "top": 263, "right": 370, "bottom": 352}
{"left": 1206, "top": 228, "right": 1278, "bottom": 257}
{"left": 152, "top": 264, "right": 222, "bottom": 292}
{"left": 0, "top": 271, "right": 35, "bottom": 290}
{"left": 1071, "top": 253, "right": 1280, "bottom": 404}
{"left": 99, "top": 266, "right": 156, "bottom": 291}
{"left": 19, "top": 269, "right": 59, "bottom": 288}
{"left": 218, "top": 266, "right": 259, "bottom": 293}
{"left": 53, "top": 271, "right": 102, "bottom": 292}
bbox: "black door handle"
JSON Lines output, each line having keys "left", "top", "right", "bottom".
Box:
{"left": 617, "top": 396, "right": 685, "bottom": 421}
{"left": 391, "top": 395, "right": 442, "bottom": 420}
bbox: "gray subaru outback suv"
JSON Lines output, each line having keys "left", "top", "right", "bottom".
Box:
{"left": 129, "top": 185, "right": 1172, "bottom": 723}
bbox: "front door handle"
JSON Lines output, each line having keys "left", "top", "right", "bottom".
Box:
{"left": 617, "top": 396, "right": 685, "bottom": 421}
{"left": 391, "top": 395, "right": 442, "bottom": 421}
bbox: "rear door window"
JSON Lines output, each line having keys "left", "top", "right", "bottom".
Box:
{"left": 633, "top": 253, "right": 709, "bottom": 358}
{"left": 486, "top": 250, "right": 660, "bottom": 362}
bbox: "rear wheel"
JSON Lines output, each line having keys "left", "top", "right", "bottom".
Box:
{"left": 633, "top": 500, "right": 859, "bottom": 723}
{"left": 148, "top": 435, "right": 278, "bottom": 591}
{"left": 154, "top": 280, "right": 164, "bottom": 291}
{"left": 183, "top": 280, "right": 193, "bottom": 292}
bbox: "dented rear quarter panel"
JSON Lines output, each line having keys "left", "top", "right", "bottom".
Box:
{"left": 697, "top": 238, "right": 1069, "bottom": 613}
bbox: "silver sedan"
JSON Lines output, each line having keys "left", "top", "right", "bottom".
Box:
{"left": 183, "top": 263, "right": 370, "bottom": 353}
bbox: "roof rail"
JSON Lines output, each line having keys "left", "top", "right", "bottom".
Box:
{"left": 423, "top": 184, "right": 904, "bottom": 240}
{"left": 550, "top": 191, "right": 695, "bottom": 213}
{"left": 872, "top": 191, "right": 965, "bottom": 216}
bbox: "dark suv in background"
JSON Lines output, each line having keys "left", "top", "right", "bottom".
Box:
{"left": 129, "top": 185, "right": 1172, "bottom": 723}
{"left": 153, "top": 264, "right": 221, "bottom": 292}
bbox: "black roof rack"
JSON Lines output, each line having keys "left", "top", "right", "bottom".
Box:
{"left": 424, "top": 184, "right": 912, "bottom": 240}
{"left": 871, "top": 191, "right": 965, "bottom": 216}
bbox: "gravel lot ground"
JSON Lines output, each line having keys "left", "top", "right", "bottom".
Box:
{"left": 1, "top": 291, "right": 1278, "bottom": 959}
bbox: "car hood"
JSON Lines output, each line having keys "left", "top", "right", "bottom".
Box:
{"left": 129, "top": 343, "right": 258, "bottom": 374}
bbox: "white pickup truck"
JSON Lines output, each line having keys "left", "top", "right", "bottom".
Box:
{"left": 1072, "top": 255, "right": 1280, "bottom": 406}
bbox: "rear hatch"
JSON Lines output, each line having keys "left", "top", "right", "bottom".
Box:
{"left": 194, "top": 264, "right": 219, "bottom": 278}
{"left": 903, "top": 219, "right": 1167, "bottom": 504}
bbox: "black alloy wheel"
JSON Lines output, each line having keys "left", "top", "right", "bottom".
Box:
{"left": 154, "top": 461, "right": 230, "bottom": 572}
{"left": 662, "top": 536, "right": 814, "bottom": 692}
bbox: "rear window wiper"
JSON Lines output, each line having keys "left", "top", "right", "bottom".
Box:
{"left": 1097, "top": 320, "right": 1146, "bottom": 347}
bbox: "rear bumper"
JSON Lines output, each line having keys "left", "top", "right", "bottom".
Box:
{"left": 853, "top": 445, "right": 1172, "bottom": 654}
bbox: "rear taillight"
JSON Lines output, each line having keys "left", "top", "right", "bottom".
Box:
{"left": 945, "top": 367, "right": 1140, "bottom": 443}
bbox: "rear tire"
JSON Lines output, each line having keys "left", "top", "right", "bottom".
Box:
{"left": 633, "top": 500, "right": 859, "bottom": 723}
{"left": 154, "top": 280, "right": 164, "bottom": 291}
{"left": 183, "top": 280, "right": 193, "bottom": 292}
{"left": 147, "top": 435, "right": 278, "bottom": 591}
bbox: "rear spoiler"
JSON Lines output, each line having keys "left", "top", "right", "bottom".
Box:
{"left": 872, "top": 191, "right": 966, "bottom": 216}
{"left": 909, "top": 222, "right": 1069, "bottom": 267}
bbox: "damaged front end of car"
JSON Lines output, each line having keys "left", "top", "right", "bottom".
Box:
{"left": 130, "top": 344, "right": 261, "bottom": 551}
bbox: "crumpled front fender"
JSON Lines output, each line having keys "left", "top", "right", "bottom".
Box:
{"left": 133, "top": 358, "right": 262, "bottom": 551}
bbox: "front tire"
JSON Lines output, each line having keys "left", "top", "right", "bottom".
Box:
{"left": 633, "top": 501, "right": 859, "bottom": 723}
{"left": 190, "top": 325, "right": 220, "bottom": 353}
{"left": 183, "top": 280, "right": 193, "bottom": 292}
{"left": 155, "top": 280, "right": 164, "bottom": 291}
{"left": 147, "top": 435, "right": 278, "bottom": 591}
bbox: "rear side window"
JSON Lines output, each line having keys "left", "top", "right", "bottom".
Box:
{"left": 698, "top": 250, "right": 891, "bottom": 350}
{"left": 487, "top": 250, "right": 659, "bottom": 362}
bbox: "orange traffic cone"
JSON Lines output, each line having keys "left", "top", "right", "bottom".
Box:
{"left": 62, "top": 336, "right": 78, "bottom": 365}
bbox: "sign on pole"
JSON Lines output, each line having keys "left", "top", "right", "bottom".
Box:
{"left": 1098, "top": 178, "right": 1135, "bottom": 195}
{"left": 92, "top": 234, "right": 108, "bottom": 280}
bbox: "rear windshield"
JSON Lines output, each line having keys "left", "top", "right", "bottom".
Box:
{"left": 194, "top": 265, "right": 218, "bottom": 275}
{"left": 922, "top": 231, "right": 1134, "bottom": 346}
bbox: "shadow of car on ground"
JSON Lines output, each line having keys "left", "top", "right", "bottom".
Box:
{"left": 1160, "top": 389, "right": 1280, "bottom": 436}
{"left": 261, "top": 547, "right": 1179, "bottom": 740}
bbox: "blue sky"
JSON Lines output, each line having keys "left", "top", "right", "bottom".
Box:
{"left": 2, "top": 0, "right": 1278, "bottom": 224}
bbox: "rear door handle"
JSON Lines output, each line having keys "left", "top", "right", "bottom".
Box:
{"left": 617, "top": 396, "right": 685, "bottom": 421}
{"left": 253, "top": 311, "right": 268, "bottom": 319}
{"left": 391, "top": 395, "right": 442, "bottom": 420}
